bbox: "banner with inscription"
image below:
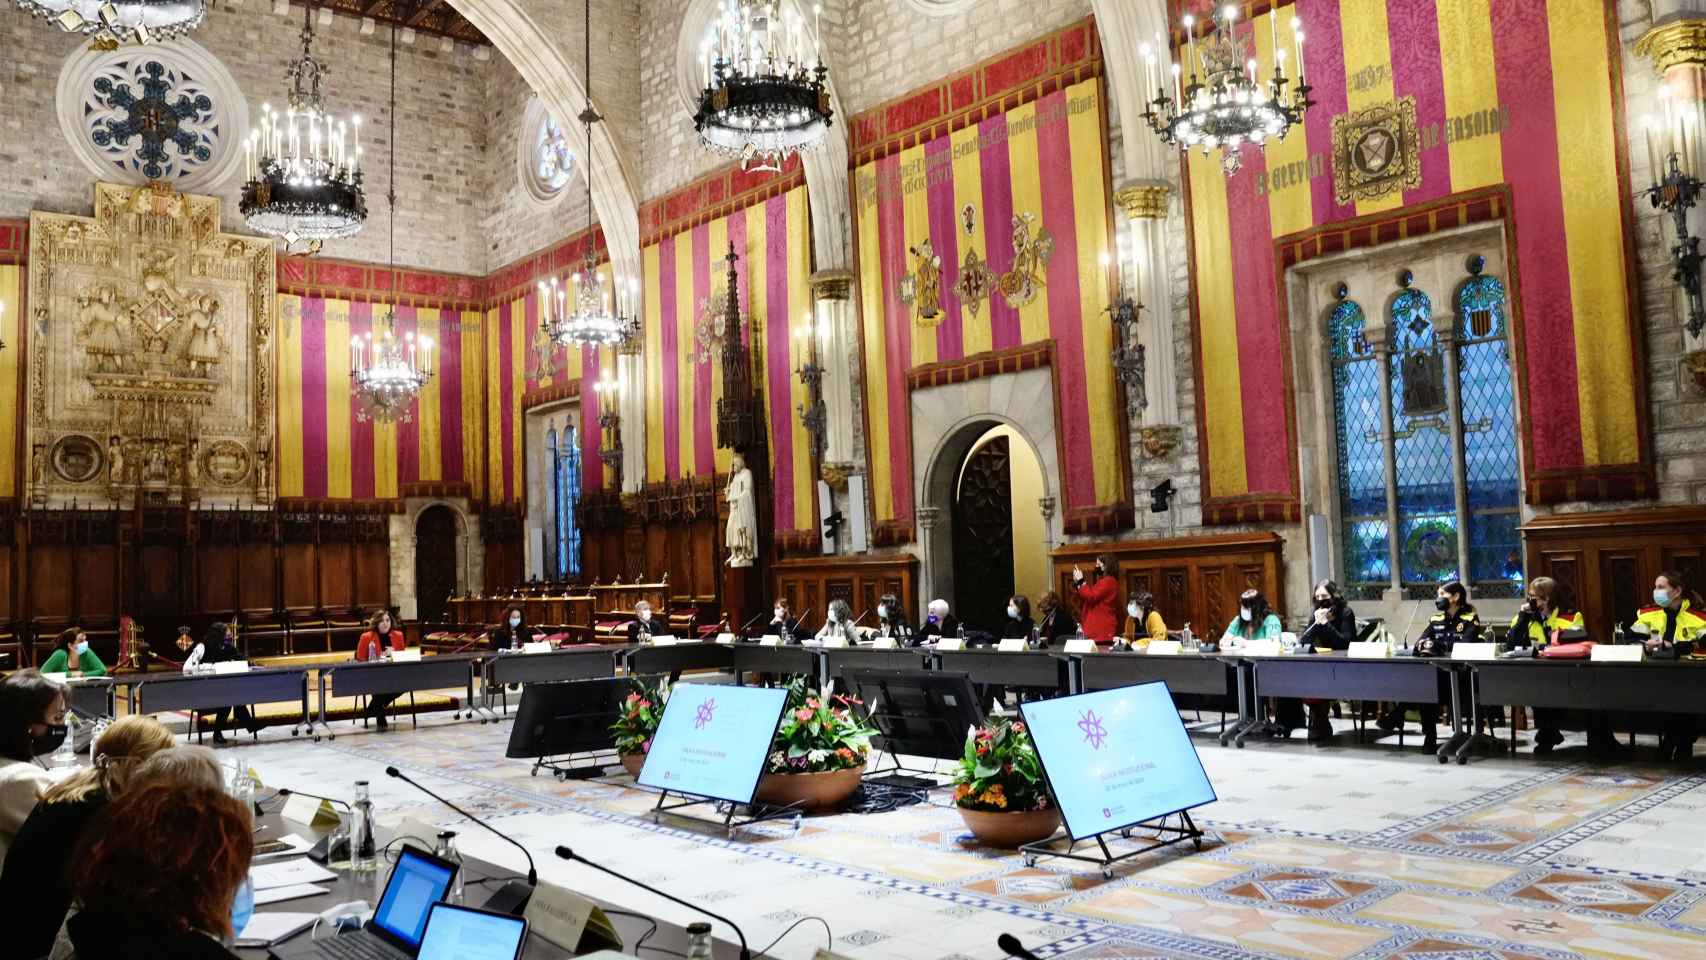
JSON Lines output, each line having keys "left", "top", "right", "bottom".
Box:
{"left": 1186, "top": 0, "right": 1646, "bottom": 519}
{"left": 851, "top": 19, "right": 1121, "bottom": 542}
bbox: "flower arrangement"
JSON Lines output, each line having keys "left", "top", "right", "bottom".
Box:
{"left": 953, "top": 717, "right": 1050, "bottom": 813}
{"left": 766, "top": 677, "right": 876, "bottom": 775}
{"left": 610, "top": 679, "right": 666, "bottom": 757}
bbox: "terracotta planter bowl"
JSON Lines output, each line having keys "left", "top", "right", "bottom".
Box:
{"left": 754, "top": 764, "right": 866, "bottom": 811}
{"left": 957, "top": 805, "right": 1062, "bottom": 848}
{"left": 620, "top": 753, "right": 646, "bottom": 778}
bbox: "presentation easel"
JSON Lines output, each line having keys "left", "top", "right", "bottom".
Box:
{"left": 647, "top": 787, "right": 806, "bottom": 839}
{"left": 1018, "top": 809, "right": 1205, "bottom": 879}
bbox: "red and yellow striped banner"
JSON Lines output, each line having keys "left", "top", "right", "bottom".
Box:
{"left": 0, "top": 262, "right": 21, "bottom": 499}
{"left": 640, "top": 184, "right": 816, "bottom": 535}
{"left": 1186, "top": 0, "right": 1646, "bottom": 518}
{"left": 852, "top": 47, "right": 1120, "bottom": 536}
{"left": 276, "top": 294, "right": 485, "bottom": 500}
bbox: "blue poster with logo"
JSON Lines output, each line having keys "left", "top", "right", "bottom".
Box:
{"left": 1019, "top": 681, "right": 1216, "bottom": 840}
{"left": 637, "top": 682, "right": 788, "bottom": 805}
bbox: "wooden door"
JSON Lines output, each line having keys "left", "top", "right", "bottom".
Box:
{"left": 415, "top": 506, "right": 459, "bottom": 624}
{"left": 952, "top": 436, "right": 1015, "bottom": 634}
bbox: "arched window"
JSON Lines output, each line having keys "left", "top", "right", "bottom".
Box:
{"left": 518, "top": 97, "right": 575, "bottom": 208}
{"left": 1327, "top": 260, "right": 1522, "bottom": 599}
{"left": 550, "top": 424, "right": 583, "bottom": 579}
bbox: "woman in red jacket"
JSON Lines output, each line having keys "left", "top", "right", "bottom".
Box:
{"left": 1071, "top": 555, "right": 1121, "bottom": 645}
{"left": 355, "top": 609, "right": 406, "bottom": 730}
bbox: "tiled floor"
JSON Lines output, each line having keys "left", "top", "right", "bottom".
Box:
{"left": 229, "top": 713, "right": 1706, "bottom": 960}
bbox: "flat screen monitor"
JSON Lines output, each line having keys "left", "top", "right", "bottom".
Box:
{"left": 637, "top": 682, "right": 788, "bottom": 805}
{"left": 371, "top": 847, "right": 458, "bottom": 950}
{"left": 1019, "top": 681, "right": 1216, "bottom": 841}
{"left": 841, "top": 668, "right": 984, "bottom": 761}
{"left": 505, "top": 675, "right": 659, "bottom": 759}
{"left": 416, "top": 903, "right": 528, "bottom": 960}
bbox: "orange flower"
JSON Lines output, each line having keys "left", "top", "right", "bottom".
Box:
{"left": 980, "top": 784, "right": 1008, "bottom": 809}
{"left": 954, "top": 783, "right": 971, "bottom": 802}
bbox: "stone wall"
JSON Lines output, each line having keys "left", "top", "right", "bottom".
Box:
{"left": 480, "top": 55, "right": 593, "bottom": 270}
{"left": 0, "top": 2, "right": 490, "bottom": 275}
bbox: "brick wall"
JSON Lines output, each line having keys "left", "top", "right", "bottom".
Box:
{"left": 480, "top": 55, "right": 593, "bottom": 271}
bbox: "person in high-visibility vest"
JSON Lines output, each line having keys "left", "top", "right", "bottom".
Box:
{"left": 1508, "top": 577, "right": 1588, "bottom": 755}
{"left": 1634, "top": 570, "right": 1706, "bottom": 761}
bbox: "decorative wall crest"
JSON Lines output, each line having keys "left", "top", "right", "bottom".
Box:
{"left": 1331, "top": 96, "right": 1421, "bottom": 206}
{"left": 998, "top": 212, "right": 1053, "bottom": 308}
{"left": 27, "top": 182, "right": 276, "bottom": 508}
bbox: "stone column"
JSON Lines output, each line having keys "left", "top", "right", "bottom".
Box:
{"left": 1115, "top": 181, "right": 1184, "bottom": 461}
{"left": 915, "top": 506, "right": 944, "bottom": 622}
{"left": 618, "top": 346, "right": 646, "bottom": 492}
{"left": 811, "top": 270, "right": 856, "bottom": 550}
{"left": 389, "top": 513, "right": 416, "bottom": 621}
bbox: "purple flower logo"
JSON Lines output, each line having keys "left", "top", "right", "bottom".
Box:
{"left": 694, "top": 697, "right": 717, "bottom": 729}
{"left": 1077, "top": 709, "right": 1108, "bottom": 750}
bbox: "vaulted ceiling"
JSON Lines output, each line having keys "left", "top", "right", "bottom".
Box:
{"left": 298, "top": 0, "right": 492, "bottom": 46}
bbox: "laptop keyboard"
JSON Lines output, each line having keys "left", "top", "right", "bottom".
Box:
{"left": 314, "top": 934, "right": 408, "bottom": 960}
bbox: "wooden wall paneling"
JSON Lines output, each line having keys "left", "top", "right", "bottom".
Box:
{"left": 318, "top": 541, "right": 355, "bottom": 611}
{"left": 771, "top": 555, "right": 919, "bottom": 634}
{"left": 280, "top": 543, "right": 318, "bottom": 611}
{"left": 1599, "top": 551, "right": 1642, "bottom": 634}
{"left": 131, "top": 544, "right": 179, "bottom": 618}
{"left": 197, "top": 544, "right": 240, "bottom": 614}
{"left": 0, "top": 547, "right": 12, "bottom": 621}
{"left": 355, "top": 541, "right": 389, "bottom": 611}
{"left": 1052, "top": 532, "right": 1285, "bottom": 639}
{"left": 1522, "top": 507, "right": 1706, "bottom": 639}
{"left": 239, "top": 542, "right": 278, "bottom": 614}
{"left": 28, "top": 545, "right": 74, "bottom": 621}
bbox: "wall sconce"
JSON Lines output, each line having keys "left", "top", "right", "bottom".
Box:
{"left": 1641, "top": 88, "right": 1706, "bottom": 340}
{"left": 592, "top": 372, "right": 623, "bottom": 477}
{"left": 794, "top": 312, "right": 827, "bottom": 464}
{"left": 1104, "top": 244, "right": 1146, "bottom": 415}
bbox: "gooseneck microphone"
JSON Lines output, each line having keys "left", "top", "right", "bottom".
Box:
{"left": 555, "top": 846, "right": 750, "bottom": 960}
{"left": 384, "top": 766, "right": 537, "bottom": 914}
{"left": 276, "top": 787, "right": 352, "bottom": 811}
{"left": 997, "top": 933, "right": 1045, "bottom": 960}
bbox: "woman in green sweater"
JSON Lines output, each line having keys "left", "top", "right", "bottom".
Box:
{"left": 39, "top": 628, "right": 106, "bottom": 678}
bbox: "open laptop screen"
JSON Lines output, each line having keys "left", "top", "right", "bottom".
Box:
{"left": 415, "top": 903, "right": 528, "bottom": 960}
{"left": 372, "top": 849, "right": 457, "bottom": 949}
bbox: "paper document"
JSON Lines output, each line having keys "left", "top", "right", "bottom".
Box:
{"left": 235, "top": 911, "right": 316, "bottom": 946}
{"left": 250, "top": 857, "right": 338, "bottom": 890}
{"left": 254, "top": 883, "right": 328, "bottom": 906}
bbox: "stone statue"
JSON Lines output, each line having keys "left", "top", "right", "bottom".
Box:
{"left": 724, "top": 453, "right": 757, "bottom": 568}
{"left": 185, "top": 294, "right": 222, "bottom": 377}
{"left": 77, "top": 286, "right": 128, "bottom": 374}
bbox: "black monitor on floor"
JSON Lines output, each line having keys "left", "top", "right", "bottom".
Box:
{"left": 842, "top": 667, "right": 985, "bottom": 761}
{"left": 505, "top": 676, "right": 658, "bottom": 759}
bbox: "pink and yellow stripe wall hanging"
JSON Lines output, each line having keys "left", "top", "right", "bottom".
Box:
{"left": 1184, "top": 0, "right": 1648, "bottom": 519}
{"left": 639, "top": 181, "right": 815, "bottom": 537}
{"left": 851, "top": 19, "right": 1122, "bottom": 540}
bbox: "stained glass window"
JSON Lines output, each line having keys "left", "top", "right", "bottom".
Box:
{"left": 1327, "top": 259, "right": 1523, "bottom": 599}
{"left": 548, "top": 424, "right": 582, "bottom": 580}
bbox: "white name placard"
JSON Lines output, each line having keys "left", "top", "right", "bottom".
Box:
{"left": 820, "top": 636, "right": 849, "bottom": 648}
{"left": 935, "top": 637, "right": 965, "bottom": 651}
{"left": 390, "top": 648, "right": 422, "bottom": 663}
{"left": 870, "top": 637, "right": 898, "bottom": 650}
{"left": 521, "top": 640, "right": 554, "bottom": 655}
{"left": 1591, "top": 644, "right": 1644, "bottom": 662}
{"left": 649, "top": 635, "right": 679, "bottom": 646}
{"left": 1145, "top": 639, "right": 1182, "bottom": 656}
{"left": 1240, "top": 640, "right": 1282, "bottom": 657}
{"left": 1063, "top": 638, "right": 1096, "bottom": 654}
{"left": 715, "top": 632, "right": 736, "bottom": 645}
{"left": 1347, "top": 641, "right": 1390, "bottom": 659}
{"left": 997, "top": 638, "right": 1027, "bottom": 653}
{"left": 279, "top": 793, "right": 339, "bottom": 827}
{"left": 1451, "top": 642, "right": 1499, "bottom": 661}
{"left": 212, "top": 660, "right": 251, "bottom": 674}
{"left": 759, "top": 634, "right": 783, "bottom": 647}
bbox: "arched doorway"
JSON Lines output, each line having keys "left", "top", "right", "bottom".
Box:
{"left": 415, "top": 505, "right": 461, "bottom": 624}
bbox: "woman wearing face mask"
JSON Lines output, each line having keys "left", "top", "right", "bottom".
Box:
{"left": 183, "top": 623, "right": 259, "bottom": 745}
{"left": 815, "top": 599, "right": 860, "bottom": 644}
{"left": 627, "top": 601, "right": 659, "bottom": 643}
{"left": 1035, "top": 591, "right": 1078, "bottom": 647}
{"left": 1300, "top": 580, "right": 1357, "bottom": 651}
{"left": 1377, "top": 581, "right": 1479, "bottom": 749}
{"left": 1001, "top": 595, "right": 1036, "bottom": 640}
{"left": 0, "top": 669, "right": 67, "bottom": 866}
{"left": 1636, "top": 571, "right": 1706, "bottom": 760}
{"left": 56, "top": 782, "right": 253, "bottom": 960}
{"left": 765, "top": 598, "right": 803, "bottom": 642}
{"left": 918, "top": 599, "right": 960, "bottom": 643}
{"left": 1510, "top": 577, "right": 1590, "bottom": 754}
{"left": 874, "top": 593, "right": 911, "bottom": 643}
{"left": 1071, "top": 556, "right": 1121, "bottom": 645}
{"left": 1126, "top": 591, "right": 1167, "bottom": 645}
{"left": 1221, "top": 589, "right": 1282, "bottom": 647}
{"left": 355, "top": 610, "right": 407, "bottom": 730}
{"left": 489, "top": 604, "right": 537, "bottom": 651}
{"left": 39, "top": 628, "right": 106, "bottom": 680}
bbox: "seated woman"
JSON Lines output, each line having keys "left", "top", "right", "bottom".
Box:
{"left": 1126, "top": 591, "right": 1167, "bottom": 645}
{"left": 814, "top": 599, "right": 860, "bottom": 644}
{"left": 918, "top": 599, "right": 960, "bottom": 643}
{"left": 873, "top": 593, "right": 912, "bottom": 643}
{"left": 1292, "top": 580, "right": 1357, "bottom": 741}
{"left": 56, "top": 781, "right": 254, "bottom": 960}
{"left": 1035, "top": 591, "right": 1078, "bottom": 647}
{"left": 182, "top": 623, "right": 260, "bottom": 745}
{"left": 626, "top": 601, "right": 659, "bottom": 643}
{"left": 1637, "top": 570, "right": 1706, "bottom": 761}
{"left": 1509, "top": 576, "right": 1590, "bottom": 754}
{"left": 38, "top": 629, "right": 106, "bottom": 679}
{"left": 1221, "top": 589, "right": 1282, "bottom": 647}
{"left": 0, "top": 670, "right": 67, "bottom": 866}
{"left": 488, "top": 604, "right": 538, "bottom": 650}
{"left": 0, "top": 716, "right": 175, "bottom": 959}
{"left": 765, "top": 598, "right": 804, "bottom": 643}
{"left": 1002, "top": 595, "right": 1036, "bottom": 641}
{"left": 1377, "top": 581, "right": 1480, "bottom": 750}
{"left": 355, "top": 610, "right": 406, "bottom": 731}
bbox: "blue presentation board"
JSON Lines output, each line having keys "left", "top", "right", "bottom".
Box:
{"left": 1019, "top": 681, "right": 1216, "bottom": 841}
{"left": 637, "top": 682, "right": 788, "bottom": 805}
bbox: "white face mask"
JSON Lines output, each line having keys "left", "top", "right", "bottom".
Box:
{"left": 1128, "top": 602, "right": 1140, "bottom": 618}
{"left": 1239, "top": 606, "right": 1252, "bottom": 621}
{"left": 828, "top": 610, "right": 839, "bottom": 624}
{"left": 638, "top": 609, "right": 651, "bottom": 622}
{"left": 877, "top": 604, "right": 888, "bottom": 619}
{"left": 73, "top": 641, "right": 88, "bottom": 656}
{"left": 1007, "top": 604, "right": 1019, "bottom": 619}
{"left": 774, "top": 607, "right": 784, "bottom": 619}
{"left": 508, "top": 616, "right": 521, "bottom": 627}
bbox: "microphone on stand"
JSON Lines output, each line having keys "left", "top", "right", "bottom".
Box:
{"left": 738, "top": 609, "right": 767, "bottom": 639}
{"left": 792, "top": 608, "right": 814, "bottom": 643}
{"left": 997, "top": 933, "right": 1045, "bottom": 960}
{"left": 275, "top": 788, "right": 352, "bottom": 862}
{"left": 385, "top": 766, "right": 536, "bottom": 914}
{"left": 555, "top": 846, "right": 750, "bottom": 960}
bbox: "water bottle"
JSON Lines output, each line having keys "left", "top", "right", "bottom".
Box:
{"left": 351, "top": 780, "right": 378, "bottom": 874}
{"left": 227, "top": 759, "right": 254, "bottom": 808}
{"left": 1181, "top": 622, "right": 1195, "bottom": 652}
{"left": 434, "top": 831, "right": 466, "bottom": 903}
{"left": 87, "top": 718, "right": 110, "bottom": 766}
{"left": 685, "top": 922, "right": 714, "bottom": 960}
{"left": 957, "top": 623, "right": 966, "bottom": 640}
{"left": 1075, "top": 624, "right": 1086, "bottom": 644}
{"left": 52, "top": 712, "right": 79, "bottom": 769}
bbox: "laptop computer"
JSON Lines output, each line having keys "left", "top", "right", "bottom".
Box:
{"left": 415, "top": 903, "right": 528, "bottom": 960}
{"left": 271, "top": 847, "right": 459, "bottom": 960}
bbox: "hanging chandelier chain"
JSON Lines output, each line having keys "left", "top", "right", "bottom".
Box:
{"left": 387, "top": 20, "right": 399, "bottom": 333}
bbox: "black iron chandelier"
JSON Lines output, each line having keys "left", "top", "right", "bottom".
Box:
{"left": 240, "top": 2, "right": 366, "bottom": 248}
{"left": 694, "top": 0, "right": 832, "bottom": 173}
{"left": 1142, "top": 5, "right": 1312, "bottom": 176}
{"left": 541, "top": 0, "right": 637, "bottom": 348}
{"left": 16, "top": 0, "right": 204, "bottom": 47}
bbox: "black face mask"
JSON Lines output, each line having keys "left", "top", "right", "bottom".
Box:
{"left": 31, "top": 724, "right": 67, "bottom": 757}
{"left": 1314, "top": 598, "right": 1333, "bottom": 610}
{"left": 1435, "top": 598, "right": 1451, "bottom": 611}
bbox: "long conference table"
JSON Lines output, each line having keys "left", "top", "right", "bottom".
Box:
{"left": 110, "top": 642, "right": 1706, "bottom": 764}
